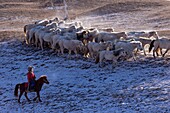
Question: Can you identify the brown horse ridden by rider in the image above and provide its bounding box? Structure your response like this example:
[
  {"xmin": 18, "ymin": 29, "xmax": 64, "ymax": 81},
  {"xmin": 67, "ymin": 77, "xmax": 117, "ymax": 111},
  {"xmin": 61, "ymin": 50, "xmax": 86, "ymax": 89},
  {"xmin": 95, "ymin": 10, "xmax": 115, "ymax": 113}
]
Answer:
[{"xmin": 14, "ymin": 75, "xmax": 49, "ymax": 103}]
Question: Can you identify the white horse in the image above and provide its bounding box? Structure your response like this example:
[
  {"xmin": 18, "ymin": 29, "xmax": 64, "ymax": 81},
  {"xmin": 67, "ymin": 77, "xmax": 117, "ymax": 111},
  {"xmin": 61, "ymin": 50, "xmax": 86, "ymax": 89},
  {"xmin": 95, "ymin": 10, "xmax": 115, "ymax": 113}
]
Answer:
[
  {"xmin": 99, "ymin": 27, "xmax": 114, "ymax": 32},
  {"xmin": 34, "ymin": 27, "xmax": 50, "ymax": 48},
  {"xmin": 24, "ymin": 21, "xmax": 48, "ymax": 35},
  {"xmin": 27, "ymin": 26, "xmax": 45, "ymax": 45},
  {"xmin": 128, "ymin": 31, "xmax": 159, "ymax": 38},
  {"xmin": 115, "ymin": 41, "xmax": 143, "ymax": 60},
  {"xmin": 95, "ymin": 48, "xmax": 127, "ymax": 67},
  {"xmin": 95, "ymin": 32, "xmax": 127, "ymax": 43},
  {"xmin": 63, "ymin": 21, "xmax": 83, "ymax": 27},
  {"xmin": 51, "ymin": 35, "xmax": 69, "ymax": 54},
  {"xmin": 35, "ymin": 19, "xmax": 49, "ymax": 25},
  {"xmin": 63, "ymin": 32, "xmax": 77, "ymax": 40},
  {"xmin": 39, "ymin": 30, "xmax": 60, "ymax": 50},
  {"xmin": 49, "ymin": 17, "xmax": 60, "ymax": 23},
  {"xmin": 87, "ymin": 41, "xmax": 113, "ymax": 58},
  {"xmin": 131, "ymin": 37, "xmax": 153, "ymax": 56},
  {"xmin": 59, "ymin": 25, "xmax": 77, "ymax": 34},
  {"xmin": 24, "ymin": 24, "xmax": 46, "ymax": 44},
  {"xmin": 149, "ymin": 38, "xmax": 170, "ymax": 58},
  {"xmin": 58, "ymin": 39, "xmax": 83, "ymax": 57}
]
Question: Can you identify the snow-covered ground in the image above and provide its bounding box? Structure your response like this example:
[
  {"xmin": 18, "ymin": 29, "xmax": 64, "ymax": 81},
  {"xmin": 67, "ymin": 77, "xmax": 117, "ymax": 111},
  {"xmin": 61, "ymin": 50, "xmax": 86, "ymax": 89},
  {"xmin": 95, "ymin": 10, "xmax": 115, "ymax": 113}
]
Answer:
[{"xmin": 0, "ymin": 39, "xmax": 169, "ymax": 113}]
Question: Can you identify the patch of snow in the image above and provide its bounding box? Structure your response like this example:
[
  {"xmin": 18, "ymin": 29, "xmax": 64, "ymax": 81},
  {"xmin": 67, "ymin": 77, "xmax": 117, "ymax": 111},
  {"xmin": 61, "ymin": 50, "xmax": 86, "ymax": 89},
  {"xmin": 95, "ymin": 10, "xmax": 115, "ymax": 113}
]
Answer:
[{"xmin": 0, "ymin": 40, "xmax": 169, "ymax": 112}]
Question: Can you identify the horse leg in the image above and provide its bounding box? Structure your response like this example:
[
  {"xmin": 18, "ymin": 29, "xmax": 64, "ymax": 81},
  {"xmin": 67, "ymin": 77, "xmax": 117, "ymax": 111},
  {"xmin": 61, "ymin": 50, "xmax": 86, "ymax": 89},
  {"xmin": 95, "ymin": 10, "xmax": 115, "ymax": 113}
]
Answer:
[
  {"xmin": 142, "ymin": 45, "xmax": 146, "ymax": 56},
  {"xmin": 33, "ymin": 96, "xmax": 38, "ymax": 101},
  {"xmin": 135, "ymin": 49, "xmax": 138, "ymax": 56},
  {"xmin": 154, "ymin": 45, "xmax": 159, "ymax": 57},
  {"xmin": 160, "ymin": 48, "xmax": 163, "ymax": 56},
  {"xmin": 67, "ymin": 50, "xmax": 71, "ymax": 59},
  {"xmin": 153, "ymin": 49, "xmax": 156, "ymax": 58},
  {"xmin": 40, "ymin": 39, "xmax": 44, "ymax": 50},
  {"xmin": 28, "ymin": 35, "xmax": 32, "ymax": 45},
  {"xmin": 132, "ymin": 53, "xmax": 136, "ymax": 61},
  {"xmin": 143, "ymin": 49, "xmax": 146, "ymax": 56},
  {"xmin": 35, "ymin": 37, "xmax": 39, "ymax": 48},
  {"xmin": 163, "ymin": 49, "xmax": 169, "ymax": 57},
  {"xmin": 91, "ymin": 52, "xmax": 94, "ymax": 59},
  {"xmin": 156, "ymin": 48, "xmax": 159, "ymax": 56},
  {"xmin": 25, "ymin": 32, "xmax": 29, "ymax": 44},
  {"xmin": 99, "ymin": 58, "xmax": 102, "ymax": 67},
  {"xmin": 24, "ymin": 92, "xmax": 30, "ymax": 102},
  {"xmin": 74, "ymin": 49, "xmax": 78, "ymax": 58},
  {"xmin": 49, "ymin": 40, "xmax": 53, "ymax": 49},
  {"xmin": 89, "ymin": 51, "xmax": 93, "ymax": 58},
  {"xmin": 99, "ymin": 61, "xmax": 103, "ymax": 67},
  {"xmin": 37, "ymin": 91, "xmax": 42, "ymax": 102},
  {"xmin": 18, "ymin": 91, "xmax": 24, "ymax": 103},
  {"xmin": 35, "ymin": 38, "xmax": 37, "ymax": 47},
  {"xmin": 60, "ymin": 47, "xmax": 64, "ymax": 55},
  {"xmin": 112, "ymin": 59, "xmax": 117, "ymax": 69},
  {"xmin": 57, "ymin": 48, "xmax": 60, "ymax": 53},
  {"xmin": 99, "ymin": 54, "xmax": 104, "ymax": 67}
]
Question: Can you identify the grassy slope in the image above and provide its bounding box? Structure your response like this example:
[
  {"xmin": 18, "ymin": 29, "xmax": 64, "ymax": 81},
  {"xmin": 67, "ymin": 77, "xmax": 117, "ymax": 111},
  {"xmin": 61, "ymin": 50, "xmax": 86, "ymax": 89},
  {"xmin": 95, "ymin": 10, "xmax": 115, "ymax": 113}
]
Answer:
[{"xmin": 0, "ymin": 0, "xmax": 170, "ymax": 39}]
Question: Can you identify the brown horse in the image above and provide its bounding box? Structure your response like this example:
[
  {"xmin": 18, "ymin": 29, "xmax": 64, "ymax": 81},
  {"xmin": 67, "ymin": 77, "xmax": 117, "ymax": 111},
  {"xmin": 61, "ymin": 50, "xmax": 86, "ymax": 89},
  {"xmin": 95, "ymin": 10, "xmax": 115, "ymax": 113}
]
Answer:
[{"xmin": 14, "ymin": 75, "xmax": 49, "ymax": 103}]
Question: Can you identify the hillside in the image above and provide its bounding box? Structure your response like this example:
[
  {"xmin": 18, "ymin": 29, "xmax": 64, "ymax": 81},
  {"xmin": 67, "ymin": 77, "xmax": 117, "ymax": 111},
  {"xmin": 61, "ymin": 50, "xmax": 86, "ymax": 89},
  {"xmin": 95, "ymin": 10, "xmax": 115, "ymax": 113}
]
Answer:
[
  {"xmin": 0, "ymin": 0, "xmax": 170, "ymax": 34},
  {"xmin": 0, "ymin": 0, "xmax": 170, "ymax": 113}
]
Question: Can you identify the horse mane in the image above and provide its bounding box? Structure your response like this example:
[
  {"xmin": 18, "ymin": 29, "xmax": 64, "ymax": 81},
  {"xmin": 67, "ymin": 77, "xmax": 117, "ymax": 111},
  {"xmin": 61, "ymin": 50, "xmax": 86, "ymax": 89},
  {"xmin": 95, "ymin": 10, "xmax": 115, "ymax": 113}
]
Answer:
[
  {"xmin": 40, "ymin": 75, "xmax": 47, "ymax": 78},
  {"xmin": 120, "ymin": 32, "xmax": 126, "ymax": 34},
  {"xmin": 130, "ymin": 40, "xmax": 141, "ymax": 44},
  {"xmin": 36, "ymin": 75, "xmax": 47, "ymax": 82},
  {"xmin": 148, "ymin": 31, "xmax": 159, "ymax": 39},
  {"xmin": 149, "ymin": 31, "xmax": 156, "ymax": 34}
]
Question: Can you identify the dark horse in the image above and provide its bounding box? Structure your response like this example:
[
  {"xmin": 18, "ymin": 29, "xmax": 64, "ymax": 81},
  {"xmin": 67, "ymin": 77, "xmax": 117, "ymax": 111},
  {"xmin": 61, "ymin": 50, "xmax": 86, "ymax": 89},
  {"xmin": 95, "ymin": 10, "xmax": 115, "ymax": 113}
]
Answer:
[{"xmin": 14, "ymin": 75, "xmax": 49, "ymax": 103}]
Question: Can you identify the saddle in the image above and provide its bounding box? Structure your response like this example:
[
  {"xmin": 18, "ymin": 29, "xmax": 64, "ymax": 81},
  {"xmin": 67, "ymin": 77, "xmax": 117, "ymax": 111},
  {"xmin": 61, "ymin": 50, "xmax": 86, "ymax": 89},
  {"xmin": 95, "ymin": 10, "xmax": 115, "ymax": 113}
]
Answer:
[{"xmin": 26, "ymin": 80, "xmax": 36, "ymax": 92}]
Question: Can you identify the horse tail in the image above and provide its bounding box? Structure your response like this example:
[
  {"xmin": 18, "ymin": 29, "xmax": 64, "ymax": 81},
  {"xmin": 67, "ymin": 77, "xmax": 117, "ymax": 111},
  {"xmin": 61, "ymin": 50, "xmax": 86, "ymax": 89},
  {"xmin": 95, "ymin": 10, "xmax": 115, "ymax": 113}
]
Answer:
[
  {"xmin": 14, "ymin": 84, "xmax": 20, "ymax": 97},
  {"xmin": 24, "ymin": 25, "xmax": 27, "ymax": 34},
  {"xmin": 149, "ymin": 40, "xmax": 155, "ymax": 53},
  {"xmin": 95, "ymin": 53, "xmax": 99, "ymax": 64}
]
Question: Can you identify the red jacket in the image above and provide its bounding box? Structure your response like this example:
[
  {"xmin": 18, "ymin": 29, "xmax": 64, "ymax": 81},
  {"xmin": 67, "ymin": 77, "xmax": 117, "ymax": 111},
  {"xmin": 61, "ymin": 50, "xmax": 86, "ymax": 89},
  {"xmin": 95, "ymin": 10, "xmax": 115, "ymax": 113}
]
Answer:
[{"xmin": 27, "ymin": 72, "xmax": 36, "ymax": 83}]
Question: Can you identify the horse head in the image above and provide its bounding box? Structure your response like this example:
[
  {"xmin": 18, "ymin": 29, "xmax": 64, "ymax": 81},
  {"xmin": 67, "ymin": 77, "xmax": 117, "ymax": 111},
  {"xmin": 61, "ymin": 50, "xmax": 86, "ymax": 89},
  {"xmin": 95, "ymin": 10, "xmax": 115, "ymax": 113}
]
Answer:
[
  {"xmin": 148, "ymin": 31, "xmax": 159, "ymax": 39},
  {"xmin": 131, "ymin": 41, "xmax": 143, "ymax": 51},
  {"xmin": 82, "ymin": 30, "xmax": 89, "ymax": 38},
  {"xmin": 76, "ymin": 26, "xmax": 84, "ymax": 32},
  {"xmin": 105, "ymin": 41, "xmax": 113, "ymax": 50},
  {"xmin": 136, "ymin": 42, "xmax": 143, "ymax": 51},
  {"xmin": 40, "ymin": 75, "xmax": 49, "ymax": 84},
  {"xmin": 115, "ymin": 48, "xmax": 127, "ymax": 57},
  {"xmin": 119, "ymin": 32, "xmax": 127, "ymax": 39}
]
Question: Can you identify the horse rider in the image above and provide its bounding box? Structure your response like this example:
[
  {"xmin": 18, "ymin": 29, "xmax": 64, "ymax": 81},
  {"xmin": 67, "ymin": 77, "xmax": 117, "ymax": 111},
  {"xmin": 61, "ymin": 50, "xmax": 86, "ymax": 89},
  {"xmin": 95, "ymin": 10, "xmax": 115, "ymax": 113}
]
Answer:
[{"xmin": 27, "ymin": 66, "xmax": 36, "ymax": 91}]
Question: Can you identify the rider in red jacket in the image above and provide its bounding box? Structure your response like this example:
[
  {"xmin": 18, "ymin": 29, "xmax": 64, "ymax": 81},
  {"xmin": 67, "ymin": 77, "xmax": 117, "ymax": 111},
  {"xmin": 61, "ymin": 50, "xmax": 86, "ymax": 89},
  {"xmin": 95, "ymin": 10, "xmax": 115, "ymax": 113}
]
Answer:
[{"xmin": 27, "ymin": 66, "xmax": 36, "ymax": 91}]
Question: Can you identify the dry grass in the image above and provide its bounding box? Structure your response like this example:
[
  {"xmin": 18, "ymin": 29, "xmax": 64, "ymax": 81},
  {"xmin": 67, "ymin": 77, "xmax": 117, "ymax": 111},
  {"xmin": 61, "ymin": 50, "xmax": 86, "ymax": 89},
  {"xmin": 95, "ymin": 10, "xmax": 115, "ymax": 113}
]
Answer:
[{"xmin": 0, "ymin": 0, "xmax": 170, "ymax": 39}]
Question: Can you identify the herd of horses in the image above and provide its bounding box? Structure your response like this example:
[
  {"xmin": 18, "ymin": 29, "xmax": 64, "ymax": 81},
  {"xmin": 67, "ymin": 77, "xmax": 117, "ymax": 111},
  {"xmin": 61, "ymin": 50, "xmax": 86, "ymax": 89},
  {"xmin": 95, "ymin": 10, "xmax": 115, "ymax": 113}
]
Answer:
[
  {"xmin": 23, "ymin": 17, "xmax": 170, "ymax": 66},
  {"xmin": 14, "ymin": 17, "xmax": 170, "ymax": 103}
]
